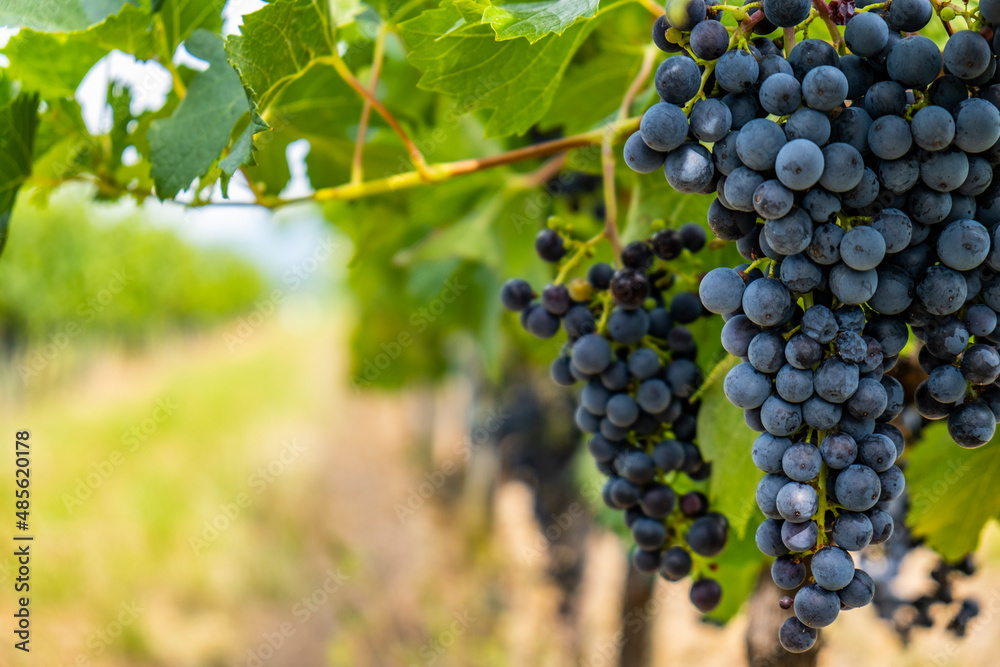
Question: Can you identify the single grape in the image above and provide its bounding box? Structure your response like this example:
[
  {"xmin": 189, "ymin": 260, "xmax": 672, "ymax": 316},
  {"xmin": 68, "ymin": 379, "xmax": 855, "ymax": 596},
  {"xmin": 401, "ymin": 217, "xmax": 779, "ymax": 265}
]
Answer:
[
  {"xmin": 801, "ymin": 65, "xmax": 848, "ymax": 111},
  {"xmin": 794, "ymin": 583, "xmax": 841, "ymax": 628},
  {"xmin": 811, "ymin": 546, "xmax": 855, "ymax": 591},
  {"xmin": 845, "ymin": 11, "xmax": 888, "ymax": 57},
  {"xmin": 775, "ymin": 139, "xmax": 825, "ymax": 191},
  {"xmin": 659, "ymin": 546, "xmax": 693, "ymax": 581},
  {"xmin": 623, "ymin": 132, "xmax": 665, "ymax": 173},
  {"xmin": 832, "ymin": 511, "xmax": 873, "ymax": 551},
  {"xmin": 834, "ymin": 464, "xmax": 881, "ymax": 512},
  {"xmin": 690, "ymin": 578, "xmax": 723, "ymax": 612},
  {"xmin": 776, "ymin": 481, "xmax": 819, "ymax": 522},
  {"xmin": 655, "ymin": 55, "xmax": 702, "ymax": 104},
  {"xmin": 771, "ymin": 555, "xmax": 807, "ymax": 589},
  {"xmin": 756, "ymin": 518, "xmax": 790, "ymax": 557},
  {"xmin": 779, "ymin": 617, "xmax": 818, "ymax": 653},
  {"xmin": 838, "ymin": 569, "xmax": 875, "ymax": 609}
]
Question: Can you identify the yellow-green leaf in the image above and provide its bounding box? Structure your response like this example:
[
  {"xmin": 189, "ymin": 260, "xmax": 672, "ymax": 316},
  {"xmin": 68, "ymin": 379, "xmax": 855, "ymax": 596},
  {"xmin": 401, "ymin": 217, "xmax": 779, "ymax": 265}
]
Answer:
[{"xmin": 906, "ymin": 422, "xmax": 1000, "ymax": 561}]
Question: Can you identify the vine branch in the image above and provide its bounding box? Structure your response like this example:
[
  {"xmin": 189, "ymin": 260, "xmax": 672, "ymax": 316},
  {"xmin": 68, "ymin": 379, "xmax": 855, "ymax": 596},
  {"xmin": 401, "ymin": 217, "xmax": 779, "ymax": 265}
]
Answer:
[{"xmin": 264, "ymin": 119, "xmax": 640, "ymax": 208}]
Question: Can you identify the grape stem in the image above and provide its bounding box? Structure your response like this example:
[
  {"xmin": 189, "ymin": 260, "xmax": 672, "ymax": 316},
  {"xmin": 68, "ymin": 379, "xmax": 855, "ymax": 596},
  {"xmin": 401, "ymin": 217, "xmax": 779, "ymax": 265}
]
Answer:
[
  {"xmin": 595, "ymin": 291, "xmax": 615, "ymax": 334},
  {"xmin": 811, "ymin": 0, "xmax": 845, "ymax": 55},
  {"xmin": 816, "ymin": 460, "xmax": 829, "ymax": 547},
  {"xmin": 349, "ymin": 22, "xmax": 388, "ymax": 186},
  {"xmin": 506, "ymin": 154, "xmax": 568, "ymax": 189},
  {"xmin": 619, "ymin": 46, "xmax": 659, "ymax": 120},
  {"xmin": 684, "ymin": 62, "xmax": 718, "ymax": 113},
  {"xmin": 318, "ymin": 53, "xmax": 433, "ymax": 181},
  {"xmin": 601, "ymin": 129, "xmax": 625, "ymax": 262},
  {"xmin": 783, "ymin": 27, "xmax": 796, "ymax": 57},
  {"xmin": 689, "ymin": 354, "xmax": 736, "ymax": 402},
  {"xmin": 599, "ymin": 49, "xmax": 658, "ymax": 263},
  {"xmin": 554, "ymin": 231, "xmax": 606, "ymax": 284},
  {"xmin": 153, "ymin": 14, "xmax": 187, "ymax": 100},
  {"xmin": 741, "ymin": 256, "xmax": 771, "ymax": 274}
]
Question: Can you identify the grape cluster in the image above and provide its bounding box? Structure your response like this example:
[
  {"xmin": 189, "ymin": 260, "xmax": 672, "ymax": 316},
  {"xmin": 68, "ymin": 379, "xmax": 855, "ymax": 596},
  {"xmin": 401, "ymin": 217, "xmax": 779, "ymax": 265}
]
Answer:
[
  {"xmin": 636, "ymin": 0, "xmax": 1000, "ymax": 450},
  {"xmin": 879, "ymin": 549, "xmax": 981, "ymax": 641},
  {"xmin": 716, "ymin": 291, "xmax": 903, "ymax": 651},
  {"xmin": 501, "ymin": 223, "xmax": 733, "ymax": 612},
  {"xmin": 628, "ymin": 0, "xmax": 1000, "ymax": 652}
]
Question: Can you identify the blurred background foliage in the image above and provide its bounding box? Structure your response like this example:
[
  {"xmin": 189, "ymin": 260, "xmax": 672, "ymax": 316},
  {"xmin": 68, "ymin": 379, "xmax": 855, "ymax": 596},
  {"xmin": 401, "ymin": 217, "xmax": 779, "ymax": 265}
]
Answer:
[{"xmin": 0, "ymin": 191, "xmax": 265, "ymax": 349}]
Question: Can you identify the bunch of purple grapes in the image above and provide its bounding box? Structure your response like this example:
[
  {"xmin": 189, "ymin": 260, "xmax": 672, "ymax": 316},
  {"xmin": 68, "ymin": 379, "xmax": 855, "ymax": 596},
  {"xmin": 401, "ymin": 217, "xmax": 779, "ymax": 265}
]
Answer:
[{"xmin": 502, "ymin": 223, "xmax": 734, "ymax": 612}]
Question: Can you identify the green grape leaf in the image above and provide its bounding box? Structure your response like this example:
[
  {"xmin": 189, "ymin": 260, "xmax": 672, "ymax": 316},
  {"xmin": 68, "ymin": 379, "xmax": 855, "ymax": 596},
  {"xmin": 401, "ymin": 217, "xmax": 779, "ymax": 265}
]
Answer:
[
  {"xmin": 107, "ymin": 82, "xmax": 134, "ymax": 174},
  {"xmin": 706, "ymin": 515, "xmax": 768, "ymax": 623},
  {"xmin": 224, "ymin": 0, "xmax": 335, "ymax": 113},
  {"xmin": 0, "ymin": 0, "xmax": 128, "ymax": 31},
  {"xmin": 393, "ymin": 196, "xmax": 505, "ymax": 268},
  {"xmin": 2, "ymin": 33, "xmax": 107, "ymax": 98},
  {"xmin": 28, "ymin": 99, "xmax": 99, "ymax": 190},
  {"xmin": 0, "ymin": 94, "xmax": 40, "ymax": 255},
  {"xmin": 697, "ymin": 354, "xmax": 760, "ymax": 539},
  {"xmin": 542, "ymin": 51, "xmax": 641, "ymax": 133},
  {"xmin": 399, "ymin": 3, "xmax": 601, "ymax": 137},
  {"xmin": 219, "ymin": 99, "xmax": 271, "ymax": 197},
  {"xmin": 84, "ymin": 3, "xmax": 158, "ymax": 58},
  {"xmin": 147, "ymin": 29, "xmax": 251, "ymax": 198},
  {"xmin": 330, "ymin": 0, "xmax": 365, "ymax": 26},
  {"xmin": 457, "ymin": 0, "xmax": 600, "ymax": 43},
  {"xmin": 906, "ymin": 422, "xmax": 1000, "ymax": 561},
  {"xmin": 2, "ymin": 4, "xmax": 158, "ymax": 98},
  {"xmin": 155, "ymin": 0, "xmax": 225, "ymax": 53}
]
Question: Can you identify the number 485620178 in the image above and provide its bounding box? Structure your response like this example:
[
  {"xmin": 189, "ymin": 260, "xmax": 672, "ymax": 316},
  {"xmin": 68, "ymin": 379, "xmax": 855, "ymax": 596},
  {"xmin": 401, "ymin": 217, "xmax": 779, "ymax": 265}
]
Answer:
[{"xmin": 15, "ymin": 431, "xmax": 29, "ymax": 530}]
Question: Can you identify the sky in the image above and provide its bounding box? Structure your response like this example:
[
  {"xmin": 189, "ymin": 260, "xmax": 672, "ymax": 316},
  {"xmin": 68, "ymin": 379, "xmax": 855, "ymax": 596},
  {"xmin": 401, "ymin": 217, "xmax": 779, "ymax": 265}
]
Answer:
[{"xmin": 1, "ymin": 0, "xmax": 339, "ymax": 284}]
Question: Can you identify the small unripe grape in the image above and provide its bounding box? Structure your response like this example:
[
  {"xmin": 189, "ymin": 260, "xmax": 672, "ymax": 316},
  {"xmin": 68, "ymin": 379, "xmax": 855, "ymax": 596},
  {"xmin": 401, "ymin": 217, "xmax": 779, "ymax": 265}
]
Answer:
[{"xmin": 568, "ymin": 278, "xmax": 593, "ymax": 303}]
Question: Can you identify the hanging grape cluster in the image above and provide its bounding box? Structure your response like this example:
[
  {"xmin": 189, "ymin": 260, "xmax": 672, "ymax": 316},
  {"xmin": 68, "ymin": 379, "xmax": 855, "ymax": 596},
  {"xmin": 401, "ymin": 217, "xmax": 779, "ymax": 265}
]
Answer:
[
  {"xmin": 501, "ymin": 223, "xmax": 734, "ymax": 613},
  {"xmin": 624, "ymin": 0, "xmax": 1000, "ymax": 653}
]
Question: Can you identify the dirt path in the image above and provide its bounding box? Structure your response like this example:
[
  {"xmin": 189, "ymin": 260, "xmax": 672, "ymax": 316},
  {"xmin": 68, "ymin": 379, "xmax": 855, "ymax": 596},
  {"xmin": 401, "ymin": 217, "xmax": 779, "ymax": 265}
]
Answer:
[{"xmin": 1, "ymin": 316, "xmax": 999, "ymax": 667}]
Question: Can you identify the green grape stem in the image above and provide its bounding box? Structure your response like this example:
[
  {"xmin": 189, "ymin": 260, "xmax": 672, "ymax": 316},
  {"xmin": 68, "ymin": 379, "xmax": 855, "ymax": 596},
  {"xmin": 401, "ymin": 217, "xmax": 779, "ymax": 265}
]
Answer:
[
  {"xmin": 816, "ymin": 460, "xmax": 830, "ymax": 547},
  {"xmin": 554, "ymin": 232, "xmax": 606, "ymax": 284}
]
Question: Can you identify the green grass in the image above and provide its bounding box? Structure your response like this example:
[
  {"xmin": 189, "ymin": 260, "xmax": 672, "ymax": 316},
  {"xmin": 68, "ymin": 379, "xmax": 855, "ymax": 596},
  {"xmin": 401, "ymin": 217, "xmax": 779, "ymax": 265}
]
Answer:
[{"xmin": 1, "ymin": 319, "xmax": 336, "ymax": 663}]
